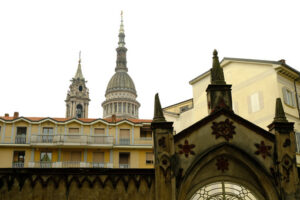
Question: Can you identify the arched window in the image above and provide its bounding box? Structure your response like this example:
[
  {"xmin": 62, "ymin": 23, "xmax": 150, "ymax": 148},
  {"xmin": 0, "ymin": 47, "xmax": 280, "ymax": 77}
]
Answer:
[
  {"xmin": 190, "ymin": 181, "xmax": 258, "ymax": 200},
  {"xmin": 76, "ymin": 104, "xmax": 83, "ymax": 118},
  {"xmin": 79, "ymin": 85, "xmax": 83, "ymax": 91}
]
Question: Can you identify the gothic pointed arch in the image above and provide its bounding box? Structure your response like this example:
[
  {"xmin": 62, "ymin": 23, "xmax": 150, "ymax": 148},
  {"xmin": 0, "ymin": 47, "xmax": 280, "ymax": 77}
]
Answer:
[{"xmin": 177, "ymin": 143, "xmax": 279, "ymax": 200}]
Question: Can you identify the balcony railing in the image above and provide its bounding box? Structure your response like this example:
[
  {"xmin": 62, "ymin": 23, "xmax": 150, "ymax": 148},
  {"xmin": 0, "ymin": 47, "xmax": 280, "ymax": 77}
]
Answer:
[
  {"xmin": 119, "ymin": 164, "xmax": 129, "ymax": 168},
  {"xmin": 30, "ymin": 135, "xmax": 113, "ymax": 145},
  {"xmin": 134, "ymin": 138, "xmax": 153, "ymax": 145},
  {"xmin": 12, "ymin": 162, "xmax": 24, "ymax": 168},
  {"xmin": 15, "ymin": 135, "xmax": 26, "ymax": 144},
  {"xmin": 28, "ymin": 162, "xmax": 113, "ymax": 168},
  {"xmin": 119, "ymin": 138, "xmax": 130, "ymax": 145}
]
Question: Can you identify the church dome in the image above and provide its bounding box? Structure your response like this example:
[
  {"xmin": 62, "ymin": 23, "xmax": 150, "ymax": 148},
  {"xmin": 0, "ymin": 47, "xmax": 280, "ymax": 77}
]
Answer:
[{"xmin": 105, "ymin": 72, "xmax": 137, "ymax": 96}]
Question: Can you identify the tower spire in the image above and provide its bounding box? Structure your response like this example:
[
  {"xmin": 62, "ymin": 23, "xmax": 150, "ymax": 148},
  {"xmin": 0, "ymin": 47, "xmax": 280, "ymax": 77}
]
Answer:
[
  {"xmin": 273, "ymin": 98, "xmax": 288, "ymax": 122},
  {"xmin": 211, "ymin": 49, "xmax": 226, "ymax": 85},
  {"xmin": 153, "ymin": 93, "xmax": 166, "ymax": 122},
  {"xmin": 115, "ymin": 11, "xmax": 128, "ymax": 72},
  {"xmin": 74, "ymin": 51, "xmax": 84, "ymax": 79}
]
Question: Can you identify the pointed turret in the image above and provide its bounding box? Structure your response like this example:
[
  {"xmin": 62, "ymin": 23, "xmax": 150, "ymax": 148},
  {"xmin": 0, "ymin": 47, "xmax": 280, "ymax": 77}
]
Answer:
[
  {"xmin": 65, "ymin": 51, "xmax": 90, "ymax": 118},
  {"xmin": 268, "ymin": 99, "xmax": 298, "ymax": 197},
  {"xmin": 153, "ymin": 93, "xmax": 166, "ymax": 122},
  {"xmin": 74, "ymin": 51, "xmax": 84, "ymax": 80},
  {"xmin": 273, "ymin": 98, "xmax": 288, "ymax": 122},
  {"xmin": 115, "ymin": 11, "xmax": 128, "ymax": 72},
  {"xmin": 206, "ymin": 49, "xmax": 232, "ymax": 114},
  {"xmin": 211, "ymin": 49, "xmax": 226, "ymax": 85}
]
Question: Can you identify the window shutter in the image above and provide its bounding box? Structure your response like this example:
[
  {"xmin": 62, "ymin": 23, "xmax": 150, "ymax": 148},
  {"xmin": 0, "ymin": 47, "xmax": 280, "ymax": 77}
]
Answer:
[
  {"xmin": 93, "ymin": 152, "xmax": 104, "ymax": 163},
  {"xmin": 292, "ymin": 92, "xmax": 296, "ymax": 107},
  {"xmin": 69, "ymin": 128, "xmax": 79, "ymax": 134},
  {"xmin": 94, "ymin": 128, "xmax": 105, "ymax": 135},
  {"xmin": 120, "ymin": 129, "xmax": 130, "ymax": 138},
  {"xmin": 71, "ymin": 152, "xmax": 81, "ymax": 161},
  {"xmin": 259, "ymin": 92, "xmax": 264, "ymax": 110},
  {"xmin": 247, "ymin": 96, "xmax": 252, "ymax": 114},
  {"xmin": 282, "ymin": 87, "xmax": 288, "ymax": 104}
]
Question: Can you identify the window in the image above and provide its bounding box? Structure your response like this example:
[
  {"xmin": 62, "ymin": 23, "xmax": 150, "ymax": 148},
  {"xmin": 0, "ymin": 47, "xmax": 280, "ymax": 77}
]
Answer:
[
  {"xmin": 40, "ymin": 152, "xmax": 52, "ymax": 168},
  {"xmin": 248, "ymin": 92, "xmax": 264, "ymax": 113},
  {"xmin": 140, "ymin": 127, "xmax": 152, "ymax": 139},
  {"xmin": 114, "ymin": 103, "xmax": 117, "ymax": 113},
  {"xmin": 15, "ymin": 127, "xmax": 27, "ymax": 144},
  {"xmin": 76, "ymin": 104, "xmax": 83, "ymax": 118},
  {"xmin": 42, "ymin": 127, "xmax": 53, "ymax": 142},
  {"xmin": 69, "ymin": 128, "xmax": 79, "ymax": 134},
  {"xmin": 79, "ymin": 85, "xmax": 83, "ymax": 91},
  {"xmin": 119, "ymin": 152, "xmax": 130, "ymax": 168},
  {"xmin": 94, "ymin": 128, "xmax": 105, "ymax": 135},
  {"xmin": 282, "ymin": 87, "xmax": 296, "ymax": 107},
  {"xmin": 93, "ymin": 152, "xmax": 104, "ymax": 167},
  {"xmin": 118, "ymin": 103, "xmax": 122, "ymax": 113},
  {"xmin": 146, "ymin": 152, "xmax": 154, "ymax": 164},
  {"xmin": 12, "ymin": 151, "xmax": 25, "ymax": 168},
  {"xmin": 123, "ymin": 102, "xmax": 126, "ymax": 113},
  {"xmin": 296, "ymin": 132, "xmax": 300, "ymax": 153},
  {"xmin": 119, "ymin": 129, "xmax": 130, "ymax": 145}
]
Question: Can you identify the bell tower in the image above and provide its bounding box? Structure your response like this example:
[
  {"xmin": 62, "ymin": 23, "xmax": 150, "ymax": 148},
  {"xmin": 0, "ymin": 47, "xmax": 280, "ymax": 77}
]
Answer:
[{"xmin": 65, "ymin": 52, "xmax": 90, "ymax": 118}]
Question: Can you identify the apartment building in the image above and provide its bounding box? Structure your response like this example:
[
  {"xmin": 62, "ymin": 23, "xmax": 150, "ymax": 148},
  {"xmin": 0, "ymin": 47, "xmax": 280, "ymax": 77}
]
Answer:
[
  {"xmin": 163, "ymin": 57, "xmax": 300, "ymax": 165},
  {"xmin": 0, "ymin": 113, "xmax": 153, "ymax": 168}
]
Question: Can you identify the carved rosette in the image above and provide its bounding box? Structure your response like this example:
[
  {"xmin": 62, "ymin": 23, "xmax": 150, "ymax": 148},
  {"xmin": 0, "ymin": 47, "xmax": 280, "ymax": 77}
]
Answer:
[
  {"xmin": 178, "ymin": 140, "xmax": 195, "ymax": 158},
  {"xmin": 254, "ymin": 141, "xmax": 272, "ymax": 159},
  {"xmin": 211, "ymin": 119, "xmax": 236, "ymax": 141}
]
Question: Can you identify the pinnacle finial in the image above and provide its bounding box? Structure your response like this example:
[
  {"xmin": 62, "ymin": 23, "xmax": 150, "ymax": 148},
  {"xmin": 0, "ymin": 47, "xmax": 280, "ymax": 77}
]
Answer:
[
  {"xmin": 153, "ymin": 93, "xmax": 166, "ymax": 122},
  {"xmin": 79, "ymin": 50, "xmax": 81, "ymax": 64},
  {"xmin": 119, "ymin": 10, "xmax": 124, "ymax": 34},
  {"xmin": 74, "ymin": 51, "xmax": 84, "ymax": 79},
  {"xmin": 211, "ymin": 49, "xmax": 226, "ymax": 85},
  {"xmin": 274, "ymin": 98, "xmax": 288, "ymax": 122}
]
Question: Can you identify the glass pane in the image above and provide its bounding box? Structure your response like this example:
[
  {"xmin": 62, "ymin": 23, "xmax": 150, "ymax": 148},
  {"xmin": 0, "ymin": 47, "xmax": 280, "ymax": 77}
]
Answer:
[{"xmin": 190, "ymin": 181, "xmax": 259, "ymax": 200}]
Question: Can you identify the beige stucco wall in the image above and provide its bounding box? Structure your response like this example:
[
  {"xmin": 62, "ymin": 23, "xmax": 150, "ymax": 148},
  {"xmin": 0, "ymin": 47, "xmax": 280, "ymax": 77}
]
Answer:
[{"xmin": 0, "ymin": 119, "xmax": 154, "ymax": 169}]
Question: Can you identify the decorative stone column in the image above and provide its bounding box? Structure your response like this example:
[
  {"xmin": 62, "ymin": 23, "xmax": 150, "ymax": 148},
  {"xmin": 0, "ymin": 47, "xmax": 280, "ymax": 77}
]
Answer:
[
  {"xmin": 151, "ymin": 94, "xmax": 175, "ymax": 200},
  {"xmin": 268, "ymin": 98, "xmax": 300, "ymax": 199}
]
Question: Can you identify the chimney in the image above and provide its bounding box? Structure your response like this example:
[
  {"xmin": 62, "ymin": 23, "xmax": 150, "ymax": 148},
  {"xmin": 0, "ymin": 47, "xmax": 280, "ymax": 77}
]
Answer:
[
  {"xmin": 112, "ymin": 114, "xmax": 116, "ymax": 123},
  {"xmin": 13, "ymin": 112, "xmax": 19, "ymax": 118},
  {"xmin": 4, "ymin": 113, "xmax": 9, "ymax": 117}
]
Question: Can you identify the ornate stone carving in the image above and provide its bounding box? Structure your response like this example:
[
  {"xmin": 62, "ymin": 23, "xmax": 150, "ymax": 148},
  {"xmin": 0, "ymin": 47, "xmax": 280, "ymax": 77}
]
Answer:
[
  {"xmin": 282, "ymin": 154, "xmax": 293, "ymax": 183},
  {"xmin": 254, "ymin": 141, "xmax": 272, "ymax": 159},
  {"xmin": 216, "ymin": 156, "xmax": 229, "ymax": 172},
  {"xmin": 178, "ymin": 140, "xmax": 195, "ymax": 158},
  {"xmin": 283, "ymin": 138, "xmax": 291, "ymax": 148},
  {"xmin": 158, "ymin": 136, "xmax": 166, "ymax": 148},
  {"xmin": 211, "ymin": 119, "xmax": 236, "ymax": 141}
]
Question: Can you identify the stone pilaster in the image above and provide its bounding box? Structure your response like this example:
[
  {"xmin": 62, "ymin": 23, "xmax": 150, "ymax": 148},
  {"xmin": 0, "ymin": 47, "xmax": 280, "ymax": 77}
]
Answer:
[
  {"xmin": 151, "ymin": 94, "xmax": 175, "ymax": 200},
  {"xmin": 268, "ymin": 98, "xmax": 299, "ymax": 199}
]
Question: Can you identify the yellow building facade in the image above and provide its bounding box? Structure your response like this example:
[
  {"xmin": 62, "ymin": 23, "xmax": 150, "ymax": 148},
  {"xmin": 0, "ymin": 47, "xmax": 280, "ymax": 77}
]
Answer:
[
  {"xmin": 163, "ymin": 57, "xmax": 300, "ymax": 165},
  {"xmin": 0, "ymin": 114, "xmax": 153, "ymax": 168},
  {"xmin": 0, "ymin": 13, "xmax": 154, "ymax": 169}
]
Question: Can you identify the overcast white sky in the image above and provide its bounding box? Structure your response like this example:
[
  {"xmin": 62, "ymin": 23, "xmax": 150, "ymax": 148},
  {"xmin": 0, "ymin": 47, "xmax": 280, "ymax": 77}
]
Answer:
[{"xmin": 0, "ymin": 0, "xmax": 299, "ymax": 119}]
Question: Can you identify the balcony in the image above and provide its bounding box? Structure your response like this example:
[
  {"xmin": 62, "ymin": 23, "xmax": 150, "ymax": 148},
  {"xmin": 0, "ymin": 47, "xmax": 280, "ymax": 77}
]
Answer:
[
  {"xmin": 119, "ymin": 138, "xmax": 130, "ymax": 145},
  {"xmin": 134, "ymin": 137, "xmax": 153, "ymax": 145},
  {"xmin": 12, "ymin": 162, "xmax": 24, "ymax": 168},
  {"xmin": 15, "ymin": 135, "xmax": 26, "ymax": 144},
  {"xmin": 28, "ymin": 162, "xmax": 113, "ymax": 168},
  {"xmin": 30, "ymin": 135, "xmax": 113, "ymax": 145},
  {"xmin": 119, "ymin": 164, "xmax": 129, "ymax": 168}
]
